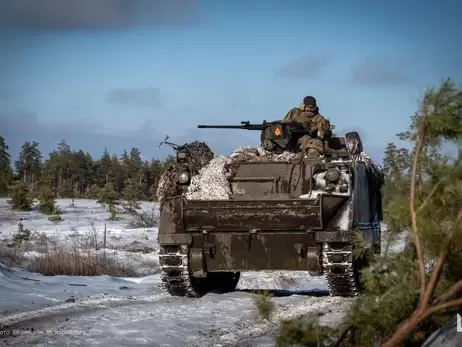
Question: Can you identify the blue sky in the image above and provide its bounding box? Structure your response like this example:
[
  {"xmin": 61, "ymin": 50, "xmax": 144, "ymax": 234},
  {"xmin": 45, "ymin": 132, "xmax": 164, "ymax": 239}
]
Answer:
[{"xmin": 1, "ymin": 0, "xmax": 461, "ymax": 164}]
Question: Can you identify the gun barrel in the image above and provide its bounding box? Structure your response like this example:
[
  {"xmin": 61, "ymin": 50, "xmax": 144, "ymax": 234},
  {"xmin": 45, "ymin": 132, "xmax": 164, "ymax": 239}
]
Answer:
[{"xmin": 197, "ymin": 125, "xmax": 248, "ymax": 129}]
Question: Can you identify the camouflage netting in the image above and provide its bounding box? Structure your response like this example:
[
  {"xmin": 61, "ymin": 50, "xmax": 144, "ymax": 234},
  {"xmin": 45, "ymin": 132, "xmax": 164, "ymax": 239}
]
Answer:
[
  {"xmin": 156, "ymin": 145, "xmax": 300, "ymax": 203},
  {"xmin": 185, "ymin": 146, "xmax": 300, "ymax": 200},
  {"xmin": 185, "ymin": 156, "xmax": 233, "ymax": 200},
  {"xmin": 156, "ymin": 141, "xmax": 214, "ymax": 205}
]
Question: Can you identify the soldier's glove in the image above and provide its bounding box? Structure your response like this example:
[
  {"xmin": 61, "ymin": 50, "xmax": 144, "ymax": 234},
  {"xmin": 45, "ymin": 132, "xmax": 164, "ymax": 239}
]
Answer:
[{"xmin": 317, "ymin": 130, "xmax": 324, "ymax": 138}]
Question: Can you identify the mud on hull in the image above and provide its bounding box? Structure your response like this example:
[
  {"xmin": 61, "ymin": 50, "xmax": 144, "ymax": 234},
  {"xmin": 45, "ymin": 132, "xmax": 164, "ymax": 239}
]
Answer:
[{"xmin": 158, "ymin": 196, "xmax": 380, "ymax": 297}]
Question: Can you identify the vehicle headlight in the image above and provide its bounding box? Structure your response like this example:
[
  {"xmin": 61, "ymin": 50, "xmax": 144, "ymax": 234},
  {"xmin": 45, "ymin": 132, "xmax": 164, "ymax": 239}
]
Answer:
[
  {"xmin": 325, "ymin": 168, "xmax": 341, "ymax": 183},
  {"xmin": 178, "ymin": 171, "xmax": 190, "ymax": 184}
]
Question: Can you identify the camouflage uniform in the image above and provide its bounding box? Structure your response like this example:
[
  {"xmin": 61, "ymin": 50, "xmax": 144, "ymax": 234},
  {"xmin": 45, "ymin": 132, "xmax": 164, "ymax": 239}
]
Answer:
[{"xmin": 282, "ymin": 96, "xmax": 331, "ymax": 155}]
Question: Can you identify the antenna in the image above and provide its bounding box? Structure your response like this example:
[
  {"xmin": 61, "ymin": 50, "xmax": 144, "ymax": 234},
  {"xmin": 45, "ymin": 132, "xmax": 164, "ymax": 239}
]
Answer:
[{"xmin": 158, "ymin": 135, "xmax": 170, "ymax": 149}]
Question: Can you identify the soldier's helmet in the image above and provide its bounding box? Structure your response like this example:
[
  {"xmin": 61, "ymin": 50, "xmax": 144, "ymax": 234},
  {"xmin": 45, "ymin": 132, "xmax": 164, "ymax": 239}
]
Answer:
[
  {"xmin": 300, "ymin": 96, "xmax": 318, "ymax": 113},
  {"xmin": 302, "ymin": 96, "xmax": 317, "ymax": 106}
]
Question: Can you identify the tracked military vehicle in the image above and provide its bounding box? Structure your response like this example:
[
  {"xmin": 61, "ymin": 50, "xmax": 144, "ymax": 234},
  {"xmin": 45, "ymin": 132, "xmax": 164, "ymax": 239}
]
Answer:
[{"xmin": 157, "ymin": 120, "xmax": 384, "ymax": 297}]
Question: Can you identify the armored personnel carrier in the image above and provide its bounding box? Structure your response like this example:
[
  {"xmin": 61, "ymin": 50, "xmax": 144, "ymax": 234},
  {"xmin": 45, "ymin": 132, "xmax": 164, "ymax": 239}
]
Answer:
[{"xmin": 157, "ymin": 120, "xmax": 384, "ymax": 297}]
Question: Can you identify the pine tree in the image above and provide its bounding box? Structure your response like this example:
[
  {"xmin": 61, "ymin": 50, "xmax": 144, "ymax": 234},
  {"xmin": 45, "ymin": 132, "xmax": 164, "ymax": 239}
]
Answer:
[
  {"xmin": 97, "ymin": 182, "xmax": 120, "ymax": 220},
  {"xmin": 378, "ymin": 78, "xmax": 462, "ymax": 347},
  {"xmin": 15, "ymin": 141, "xmax": 42, "ymax": 193},
  {"xmin": 37, "ymin": 185, "xmax": 58, "ymax": 215},
  {"xmin": 8, "ymin": 181, "xmax": 34, "ymax": 211},
  {"xmin": 268, "ymin": 78, "xmax": 462, "ymax": 347},
  {"xmin": 339, "ymin": 78, "xmax": 462, "ymax": 347},
  {"xmin": 0, "ymin": 136, "xmax": 13, "ymax": 195},
  {"xmin": 55, "ymin": 139, "xmax": 72, "ymax": 197},
  {"xmin": 122, "ymin": 180, "xmax": 142, "ymax": 211},
  {"xmin": 96, "ymin": 148, "xmax": 112, "ymax": 186}
]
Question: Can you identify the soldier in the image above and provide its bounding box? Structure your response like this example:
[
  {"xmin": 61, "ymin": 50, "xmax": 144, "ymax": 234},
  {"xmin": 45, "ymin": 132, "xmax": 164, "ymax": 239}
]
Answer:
[{"xmin": 282, "ymin": 96, "xmax": 332, "ymax": 156}]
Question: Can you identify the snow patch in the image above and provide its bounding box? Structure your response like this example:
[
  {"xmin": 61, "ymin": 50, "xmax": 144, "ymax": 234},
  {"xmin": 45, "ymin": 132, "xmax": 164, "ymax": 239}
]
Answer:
[
  {"xmin": 299, "ymin": 191, "xmax": 325, "ymax": 199},
  {"xmin": 333, "ymin": 203, "xmax": 351, "ymax": 230},
  {"xmin": 185, "ymin": 156, "xmax": 233, "ymax": 200},
  {"xmin": 0, "ymin": 198, "xmax": 159, "ymax": 248},
  {"xmin": 0, "ymin": 291, "xmax": 165, "ymax": 327},
  {"xmin": 0, "ymin": 262, "xmax": 163, "ymax": 319}
]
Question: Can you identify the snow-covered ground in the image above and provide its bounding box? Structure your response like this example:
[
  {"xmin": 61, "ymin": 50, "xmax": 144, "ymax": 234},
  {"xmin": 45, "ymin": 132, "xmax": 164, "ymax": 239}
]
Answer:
[
  {"xmin": 0, "ymin": 262, "xmax": 348, "ymax": 347},
  {"xmin": 0, "ymin": 198, "xmax": 159, "ymax": 275},
  {"xmin": 0, "ymin": 198, "xmax": 401, "ymax": 346}
]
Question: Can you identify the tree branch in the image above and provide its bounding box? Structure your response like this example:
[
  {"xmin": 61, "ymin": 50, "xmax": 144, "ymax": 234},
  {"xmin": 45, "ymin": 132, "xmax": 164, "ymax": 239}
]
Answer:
[
  {"xmin": 416, "ymin": 176, "xmax": 446, "ymax": 214},
  {"xmin": 424, "ymin": 298, "xmax": 462, "ymax": 317},
  {"xmin": 381, "ymin": 207, "xmax": 462, "ymax": 347},
  {"xmin": 421, "ymin": 207, "xmax": 462, "ymax": 307},
  {"xmin": 434, "ymin": 280, "xmax": 462, "ymax": 305},
  {"xmin": 410, "ymin": 118, "xmax": 427, "ymax": 304}
]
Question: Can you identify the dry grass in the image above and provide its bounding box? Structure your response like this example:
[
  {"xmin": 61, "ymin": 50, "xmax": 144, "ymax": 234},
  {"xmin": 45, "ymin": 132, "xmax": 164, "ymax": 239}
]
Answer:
[
  {"xmin": 1, "ymin": 227, "xmax": 139, "ymax": 277},
  {"xmin": 0, "ymin": 244, "xmax": 22, "ymax": 268},
  {"xmin": 1, "ymin": 244, "xmax": 137, "ymax": 277},
  {"xmin": 26, "ymin": 246, "xmax": 137, "ymax": 277}
]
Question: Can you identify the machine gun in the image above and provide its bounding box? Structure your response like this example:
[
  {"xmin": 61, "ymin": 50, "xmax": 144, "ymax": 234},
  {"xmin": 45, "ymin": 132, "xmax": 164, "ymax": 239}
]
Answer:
[{"xmin": 197, "ymin": 120, "xmax": 318, "ymax": 153}]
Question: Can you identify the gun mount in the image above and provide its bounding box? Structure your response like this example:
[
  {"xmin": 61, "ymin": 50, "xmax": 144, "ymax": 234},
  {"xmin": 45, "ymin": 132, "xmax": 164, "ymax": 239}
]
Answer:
[
  {"xmin": 197, "ymin": 120, "xmax": 319, "ymax": 154},
  {"xmin": 198, "ymin": 120, "xmax": 363, "ymax": 157}
]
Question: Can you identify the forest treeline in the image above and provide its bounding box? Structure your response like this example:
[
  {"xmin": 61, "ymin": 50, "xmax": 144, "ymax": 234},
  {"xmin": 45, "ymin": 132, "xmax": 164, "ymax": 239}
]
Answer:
[{"xmin": 0, "ymin": 137, "xmax": 175, "ymax": 201}]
